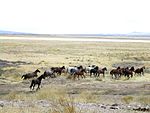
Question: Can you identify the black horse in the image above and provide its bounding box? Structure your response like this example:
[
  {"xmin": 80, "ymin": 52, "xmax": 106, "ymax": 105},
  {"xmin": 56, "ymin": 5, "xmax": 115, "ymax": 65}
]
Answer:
[
  {"xmin": 21, "ymin": 69, "xmax": 40, "ymax": 80},
  {"xmin": 30, "ymin": 74, "xmax": 45, "ymax": 91},
  {"xmin": 90, "ymin": 66, "xmax": 99, "ymax": 77}
]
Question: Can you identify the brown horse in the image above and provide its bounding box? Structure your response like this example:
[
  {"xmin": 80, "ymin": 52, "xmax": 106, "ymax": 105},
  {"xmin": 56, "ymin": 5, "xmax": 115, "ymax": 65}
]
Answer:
[
  {"xmin": 97, "ymin": 67, "xmax": 107, "ymax": 77},
  {"xmin": 51, "ymin": 66, "xmax": 65, "ymax": 75},
  {"xmin": 73, "ymin": 69, "xmax": 86, "ymax": 80},
  {"xmin": 21, "ymin": 69, "xmax": 40, "ymax": 80},
  {"xmin": 110, "ymin": 67, "xmax": 121, "ymax": 79},
  {"xmin": 134, "ymin": 66, "xmax": 145, "ymax": 76}
]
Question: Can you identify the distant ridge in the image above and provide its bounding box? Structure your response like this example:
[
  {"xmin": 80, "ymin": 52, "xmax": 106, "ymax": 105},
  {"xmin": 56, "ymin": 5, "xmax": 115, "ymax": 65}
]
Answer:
[
  {"xmin": 0, "ymin": 30, "xmax": 31, "ymax": 35},
  {"xmin": 0, "ymin": 30, "xmax": 150, "ymax": 37}
]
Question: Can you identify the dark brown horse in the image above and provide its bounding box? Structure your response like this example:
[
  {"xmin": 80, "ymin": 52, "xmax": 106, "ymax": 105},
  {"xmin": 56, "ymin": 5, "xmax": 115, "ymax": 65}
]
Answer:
[
  {"xmin": 97, "ymin": 67, "xmax": 107, "ymax": 77},
  {"xmin": 124, "ymin": 66, "xmax": 135, "ymax": 78},
  {"xmin": 120, "ymin": 67, "xmax": 129, "ymax": 76},
  {"xmin": 30, "ymin": 74, "xmax": 45, "ymax": 91},
  {"xmin": 21, "ymin": 69, "xmax": 40, "ymax": 80},
  {"xmin": 51, "ymin": 66, "xmax": 65, "ymax": 75},
  {"xmin": 134, "ymin": 66, "xmax": 145, "ymax": 76},
  {"xmin": 73, "ymin": 69, "xmax": 86, "ymax": 80}
]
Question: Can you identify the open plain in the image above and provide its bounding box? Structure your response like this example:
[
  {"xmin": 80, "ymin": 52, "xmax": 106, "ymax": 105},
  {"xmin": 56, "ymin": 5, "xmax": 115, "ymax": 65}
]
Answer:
[{"xmin": 0, "ymin": 36, "xmax": 150, "ymax": 113}]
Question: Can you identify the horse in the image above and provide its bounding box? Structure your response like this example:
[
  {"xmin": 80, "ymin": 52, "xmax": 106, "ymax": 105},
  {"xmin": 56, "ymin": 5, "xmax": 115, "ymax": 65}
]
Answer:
[
  {"xmin": 97, "ymin": 67, "xmax": 107, "ymax": 77},
  {"xmin": 85, "ymin": 65, "xmax": 96, "ymax": 73},
  {"xmin": 134, "ymin": 66, "xmax": 145, "ymax": 76},
  {"xmin": 110, "ymin": 67, "xmax": 121, "ymax": 79},
  {"xmin": 43, "ymin": 70, "xmax": 56, "ymax": 78},
  {"xmin": 21, "ymin": 69, "xmax": 40, "ymax": 80},
  {"xmin": 90, "ymin": 66, "xmax": 99, "ymax": 77},
  {"xmin": 120, "ymin": 67, "xmax": 129, "ymax": 76},
  {"xmin": 67, "ymin": 66, "xmax": 83, "ymax": 75},
  {"xmin": 29, "ymin": 74, "xmax": 45, "ymax": 91},
  {"xmin": 124, "ymin": 66, "xmax": 135, "ymax": 78},
  {"xmin": 73, "ymin": 69, "xmax": 86, "ymax": 80},
  {"xmin": 51, "ymin": 66, "xmax": 65, "ymax": 75}
]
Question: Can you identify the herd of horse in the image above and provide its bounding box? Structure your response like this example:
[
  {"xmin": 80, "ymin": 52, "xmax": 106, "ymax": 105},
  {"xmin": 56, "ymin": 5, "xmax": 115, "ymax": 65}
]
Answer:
[{"xmin": 21, "ymin": 65, "xmax": 146, "ymax": 91}]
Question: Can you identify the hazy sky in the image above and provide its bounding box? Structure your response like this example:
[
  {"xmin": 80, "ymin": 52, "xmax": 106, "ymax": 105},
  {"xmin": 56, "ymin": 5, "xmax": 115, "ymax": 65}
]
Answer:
[{"xmin": 0, "ymin": 0, "xmax": 150, "ymax": 34}]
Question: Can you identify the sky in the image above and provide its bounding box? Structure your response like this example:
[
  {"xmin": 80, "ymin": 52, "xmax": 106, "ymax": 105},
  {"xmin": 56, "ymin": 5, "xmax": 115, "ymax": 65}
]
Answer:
[{"xmin": 0, "ymin": 0, "xmax": 150, "ymax": 34}]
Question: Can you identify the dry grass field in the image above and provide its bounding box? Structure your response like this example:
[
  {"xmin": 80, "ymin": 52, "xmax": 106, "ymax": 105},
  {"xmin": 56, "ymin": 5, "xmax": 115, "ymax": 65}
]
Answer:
[{"xmin": 0, "ymin": 37, "xmax": 150, "ymax": 113}]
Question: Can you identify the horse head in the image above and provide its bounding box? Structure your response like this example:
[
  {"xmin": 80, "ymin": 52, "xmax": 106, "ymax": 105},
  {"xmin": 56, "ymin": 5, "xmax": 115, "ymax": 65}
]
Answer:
[
  {"xmin": 142, "ymin": 66, "xmax": 145, "ymax": 69},
  {"xmin": 35, "ymin": 69, "xmax": 40, "ymax": 73},
  {"xmin": 94, "ymin": 66, "xmax": 99, "ymax": 70},
  {"xmin": 61, "ymin": 66, "xmax": 65, "ymax": 69},
  {"xmin": 103, "ymin": 67, "xmax": 107, "ymax": 71},
  {"xmin": 130, "ymin": 66, "xmax": 135, "ymax": 71},
  {"xmin": 117, "ymin": 67, "xmax": 120, "ymax": 70}
]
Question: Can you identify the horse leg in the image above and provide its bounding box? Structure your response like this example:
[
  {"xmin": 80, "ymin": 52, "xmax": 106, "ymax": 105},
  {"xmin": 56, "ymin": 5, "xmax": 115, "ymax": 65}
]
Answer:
[
  {"xmin": 73, "ymin": 74, "xmax": 76, "ymax": 80},
  {"xmin": 30, "ymin": 81, "xmax": 33, "ymax": 90},
  {"xmin": 111, "ymin": 74, "xmax": 113, "ymax": 79},
  {"xmin": 90, "ymin": 73, "xmax": 92, "ymax": 77},
  {"xmin": 134, "ymin": 72, "xmax": 136, "ymax": 76},
  {"xmin": 127, "ymin": 74, "xmax": 130, "ymax": 79},
  {"xmin": 103, "ymin": 72, "xmax": 105, "ymax": 78},
  {"xmin": 114, "ymin": 74, "xmax": 117, "ymax": 79},
  {"xmin": 78, "ymin": 75, "xmax": 80, "ymax": 80},
  {"xmin": 116, "ymin": 74, "xmax": 119, "ymax": 80},
  {"xmin": 59, "ymin": 71, "xmax": 61, "ymax": 75},
  {"xmin": 116, "ymin": 74, "xmax": 118, "ymax": 79},
  {"xmin": 54, "ymin": 73, "xmax": 56, "ymax": 78},
  {"xmin": 32, "ymin": 84, "xmax": 36, "ymax": 90},
  {"xmin": 96, "ymin": 72, "xmax": 98, "ymax": 77},
  {"xmin": 142, "ymin": 72, "xmax": 144, "ymax": 76},
  {"xmin": 36, "ymin": 83, "xmax": 41, "ymax": 91},
  {"xmin": 82, "ymin": 74, "xmax": 85, "ymax": 79}
]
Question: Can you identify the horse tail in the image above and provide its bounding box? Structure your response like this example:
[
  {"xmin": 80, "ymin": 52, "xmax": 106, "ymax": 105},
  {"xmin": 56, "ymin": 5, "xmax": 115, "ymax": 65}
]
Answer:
[{"xmin": 21, "ymin": 75, "xmax": 25, "ymax": 79}]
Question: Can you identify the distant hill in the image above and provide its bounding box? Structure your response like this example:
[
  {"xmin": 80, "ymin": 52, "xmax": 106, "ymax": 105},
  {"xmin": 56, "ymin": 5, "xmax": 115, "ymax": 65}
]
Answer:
[
  {"xmin": 126, "ymin": 32, "xmax": 150, "ymax": 37},
  {"xmin": 0, "ymin": 30, "xmax": 30, "ymax": 35},
  {"xmin": 0, "ymin": 30, "xmax": 150, "ymax": 37},
  {"xmin": 65, "ymin": 32, "xmax": 150, "ymax": 38}
]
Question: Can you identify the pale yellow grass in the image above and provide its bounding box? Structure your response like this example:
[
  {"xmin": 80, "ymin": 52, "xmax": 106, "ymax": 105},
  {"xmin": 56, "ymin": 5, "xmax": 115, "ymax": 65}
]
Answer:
[
  {"xmin": 0, "ymin": 39, "xmax": 150, "ymax": 82},
  {"xmin": 0, "ymin": 38, "xmax": 150, "ymax": 113}
]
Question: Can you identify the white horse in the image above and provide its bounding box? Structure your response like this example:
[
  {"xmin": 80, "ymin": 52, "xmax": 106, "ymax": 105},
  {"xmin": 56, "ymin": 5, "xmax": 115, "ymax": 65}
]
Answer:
[
  {"xmin": 85, "ymin": 65, "xmax": 96, "ymax": 73},
  {"xmin": 67, "ymin": 66, "xmax": 78, "ymax": 75}
]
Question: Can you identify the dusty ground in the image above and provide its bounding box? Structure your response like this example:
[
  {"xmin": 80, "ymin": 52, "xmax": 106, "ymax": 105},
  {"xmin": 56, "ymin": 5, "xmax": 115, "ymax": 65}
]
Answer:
[
  {"xmin": 0, "ymin": 37, "xmax": 150, "ymax": 113},
  {"xmin": 0, "ymin": 76, "xmax": 150, "ymax": 113}
]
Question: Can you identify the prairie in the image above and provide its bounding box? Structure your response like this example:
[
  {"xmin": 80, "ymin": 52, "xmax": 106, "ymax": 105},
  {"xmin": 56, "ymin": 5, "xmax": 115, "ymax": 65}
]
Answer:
[{"xmin": 0, "ymin": 36, "xmax": 150, "ymax": 113}]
